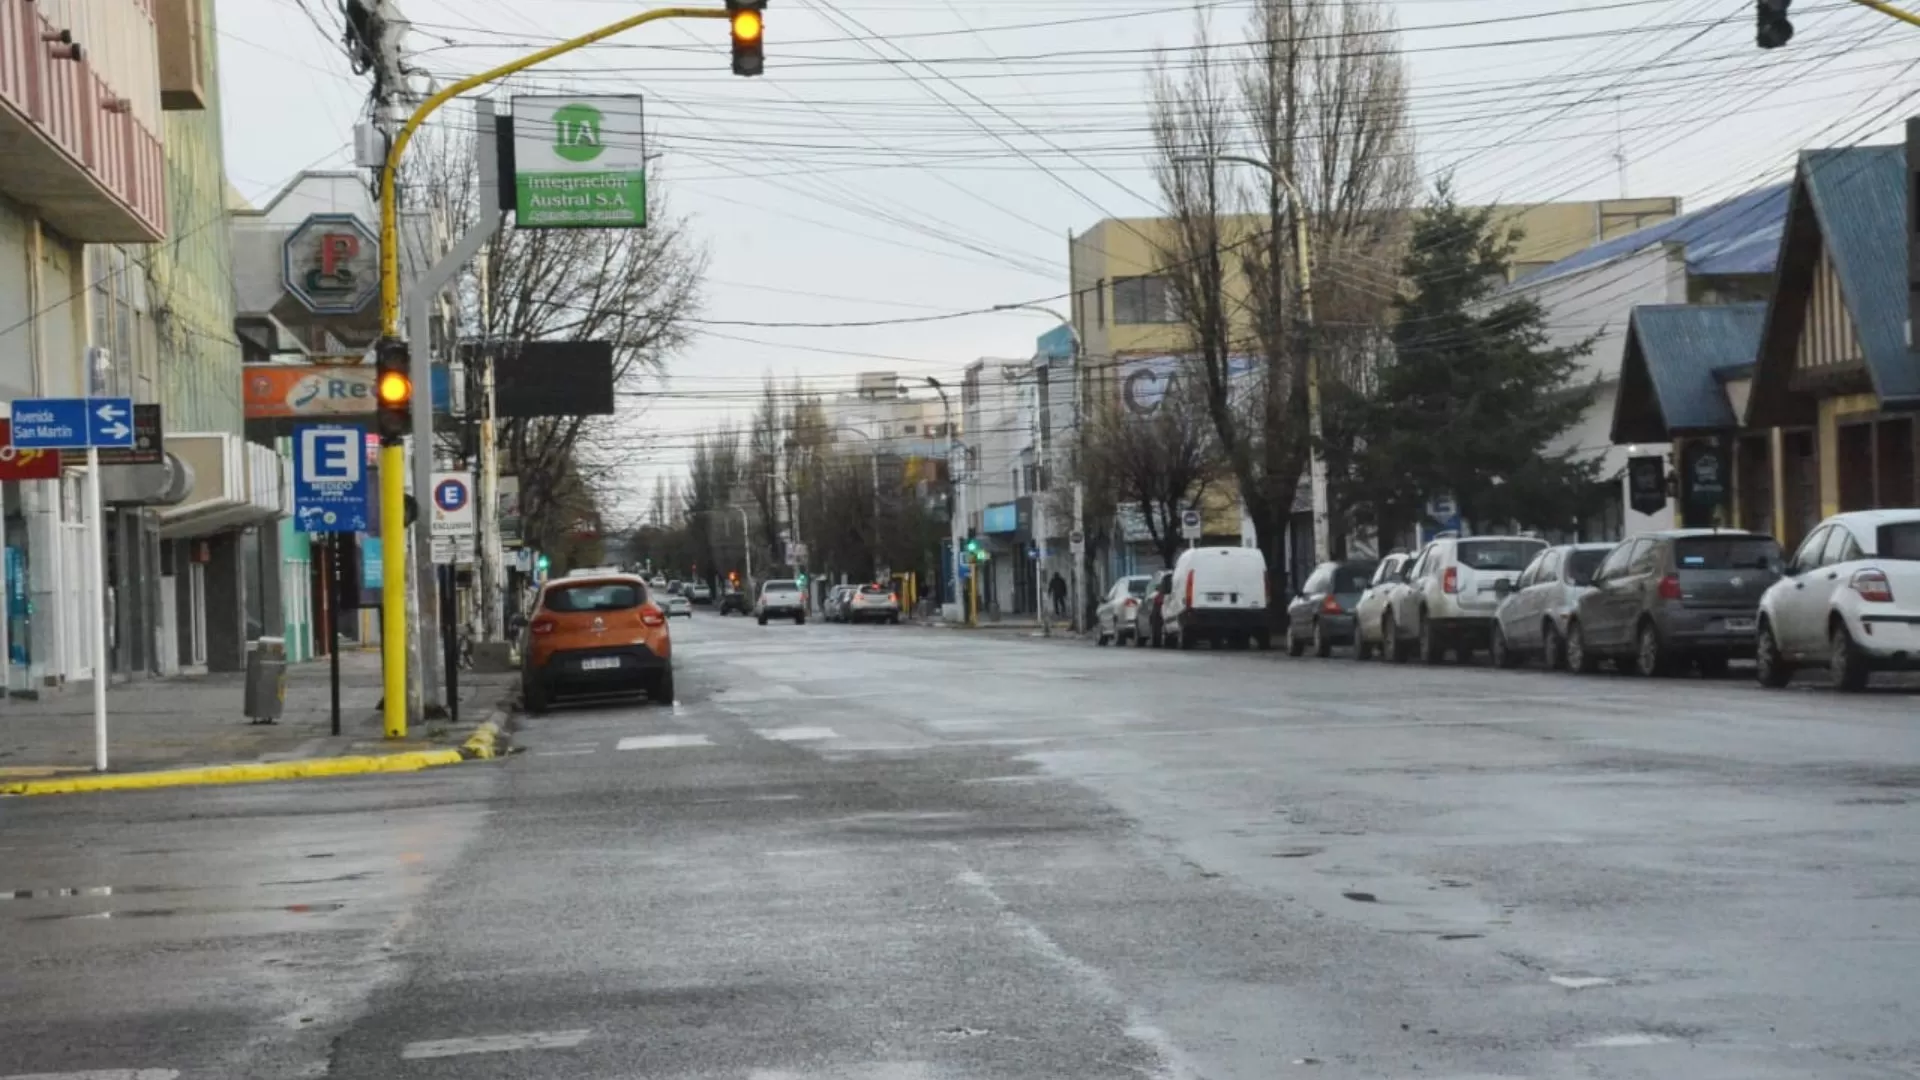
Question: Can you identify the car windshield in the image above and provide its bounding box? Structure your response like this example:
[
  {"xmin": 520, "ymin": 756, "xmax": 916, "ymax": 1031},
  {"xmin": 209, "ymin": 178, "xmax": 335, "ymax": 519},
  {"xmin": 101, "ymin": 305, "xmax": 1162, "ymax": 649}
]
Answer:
[
  {"xmin": 1565, "ymin": 548, "xmax": 1609, "ymax": 582},
  {"xmin": 545, "ymin": 583, "xmax": 642, "ymax": 612},
  {"xmin": 1457, "ymin": 540, "xmax": 1544, "ymax": 571},
  {"xmin": 1876, "ymin": 521, "xmax": 1920, "ymax": 559},
  {"xmin": 1675, "ymin": 535, "xmax": 1781, "ymax": 569}
]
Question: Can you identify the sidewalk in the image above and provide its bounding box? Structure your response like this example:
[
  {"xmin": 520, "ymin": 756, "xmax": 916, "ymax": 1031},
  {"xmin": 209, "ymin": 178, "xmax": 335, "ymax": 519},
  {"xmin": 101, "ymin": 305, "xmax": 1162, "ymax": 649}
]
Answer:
[{"xmin": 0, "ymin": 650, "xmax": 517, "ymax": 785}]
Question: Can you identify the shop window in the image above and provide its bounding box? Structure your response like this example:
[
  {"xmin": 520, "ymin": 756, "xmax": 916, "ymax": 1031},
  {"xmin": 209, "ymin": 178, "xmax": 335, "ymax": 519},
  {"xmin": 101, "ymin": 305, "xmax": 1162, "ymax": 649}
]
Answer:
[
  {"xmin": 1876, "ymin": 418, "xmax": 1914, "ymax": 507},
  {"xmin": 1838, "ymin": 422, "xmax": 1873, "ymax": 512}
]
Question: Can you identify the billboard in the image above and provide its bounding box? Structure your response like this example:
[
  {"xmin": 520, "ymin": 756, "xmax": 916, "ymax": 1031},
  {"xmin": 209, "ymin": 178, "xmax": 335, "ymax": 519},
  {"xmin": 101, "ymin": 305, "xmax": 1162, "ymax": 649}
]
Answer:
[
  {"xmin": 489, "ymin": 341, "xmax": 616, "ymax": 418},
  {"xmin": 244, "ymin": 364, "xmax": 453, "ymax": 419},
  {"xmin": 511, "ymin": 96, "xmax": 646, "ymax": 229},
  {"xmin": 1118, "ymin": 354, "xmax": 1259, "ymax": 416}
]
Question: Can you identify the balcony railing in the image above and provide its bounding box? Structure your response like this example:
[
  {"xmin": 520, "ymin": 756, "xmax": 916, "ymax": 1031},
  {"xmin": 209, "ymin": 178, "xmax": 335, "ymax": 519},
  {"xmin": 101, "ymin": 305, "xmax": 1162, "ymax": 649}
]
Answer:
[{"xmin": 0, "ymin": 0, "xmax": 165, "ymax": 242}]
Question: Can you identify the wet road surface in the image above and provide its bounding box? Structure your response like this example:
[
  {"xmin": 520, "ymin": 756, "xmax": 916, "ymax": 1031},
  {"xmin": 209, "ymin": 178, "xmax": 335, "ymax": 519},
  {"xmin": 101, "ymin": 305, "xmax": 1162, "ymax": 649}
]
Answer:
[{"xmin": 2, "ymin": 613, "xmax": 1915, "ymax": 1078}]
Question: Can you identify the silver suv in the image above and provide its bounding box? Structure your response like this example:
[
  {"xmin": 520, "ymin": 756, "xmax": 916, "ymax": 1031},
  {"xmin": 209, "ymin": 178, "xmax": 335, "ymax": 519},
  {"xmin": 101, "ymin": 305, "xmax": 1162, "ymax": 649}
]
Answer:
[{"xmin": 1384, "ymin": 535, "xmax": 1547, "ymax": 664}]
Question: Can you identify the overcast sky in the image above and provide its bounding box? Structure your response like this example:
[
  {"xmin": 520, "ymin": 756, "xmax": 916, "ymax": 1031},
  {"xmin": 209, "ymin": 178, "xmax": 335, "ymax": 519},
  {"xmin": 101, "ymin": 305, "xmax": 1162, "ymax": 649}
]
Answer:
[{"xmin": 216, "ymin": 0, "xmax": 1920, "ymax": 519}]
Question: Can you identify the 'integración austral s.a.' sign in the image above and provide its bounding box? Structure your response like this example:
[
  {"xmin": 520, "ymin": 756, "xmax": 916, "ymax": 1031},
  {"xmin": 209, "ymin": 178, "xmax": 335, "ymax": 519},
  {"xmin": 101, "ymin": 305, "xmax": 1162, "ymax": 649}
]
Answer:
[{"xmin": 511, "ymin": 95, "xmax": 646, "ymax": 229}]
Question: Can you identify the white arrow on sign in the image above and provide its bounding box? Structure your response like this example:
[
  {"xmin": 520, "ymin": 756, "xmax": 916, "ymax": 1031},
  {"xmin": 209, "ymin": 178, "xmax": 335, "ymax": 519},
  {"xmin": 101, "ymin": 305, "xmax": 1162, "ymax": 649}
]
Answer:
[
  {"xmin": 95, "ymin": 402, "xmax": 127, "ymax": 422},
  {"xmin": 100, "ymin": 422, "xmax": 131, "ymax": 440}
]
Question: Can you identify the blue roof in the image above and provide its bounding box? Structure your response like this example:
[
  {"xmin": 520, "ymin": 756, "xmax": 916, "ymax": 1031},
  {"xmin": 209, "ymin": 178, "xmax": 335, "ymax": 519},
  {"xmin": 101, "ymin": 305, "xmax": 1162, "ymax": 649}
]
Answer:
[
  {"xmin": 1513, "ymin": 183, "xmax": 1788, "ymax": 287},
  {"xmin": 1800, "ymin": 145, "xmax": 1920, "ymax": 403},
  {"xmin": 1613, "ymin": 303, "xmax": 1766, "ymax": 442}
]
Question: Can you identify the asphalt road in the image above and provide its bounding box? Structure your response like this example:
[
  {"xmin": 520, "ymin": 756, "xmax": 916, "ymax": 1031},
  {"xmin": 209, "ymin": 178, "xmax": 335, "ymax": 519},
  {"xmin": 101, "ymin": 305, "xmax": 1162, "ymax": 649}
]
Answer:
[{"xmin": 2, "ymin": 612, "xmax": 1916, "ymax": 1079}]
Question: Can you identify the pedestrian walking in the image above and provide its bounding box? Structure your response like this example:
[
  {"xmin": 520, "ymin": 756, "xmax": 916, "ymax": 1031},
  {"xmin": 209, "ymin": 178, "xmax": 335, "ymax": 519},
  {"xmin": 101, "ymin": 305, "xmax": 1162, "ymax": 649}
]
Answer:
[{"xmin": 1049, "ymin": 572, "xmax": 1068, "ymax": 617}]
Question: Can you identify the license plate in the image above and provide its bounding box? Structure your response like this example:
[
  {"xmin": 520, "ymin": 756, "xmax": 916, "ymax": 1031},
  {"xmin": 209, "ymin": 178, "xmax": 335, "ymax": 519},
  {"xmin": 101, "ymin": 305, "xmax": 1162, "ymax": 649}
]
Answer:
[
  {"xmin": 1724, "ymin": 618, "xmax": 1755, "ymax": 633},
  {"xmin": 580, "ymin": 657, "xmax": 620, "ymax": 671},
  {"xmin": 1206, "ymin": 592, "xmax": 1226, "ymax": 601}
]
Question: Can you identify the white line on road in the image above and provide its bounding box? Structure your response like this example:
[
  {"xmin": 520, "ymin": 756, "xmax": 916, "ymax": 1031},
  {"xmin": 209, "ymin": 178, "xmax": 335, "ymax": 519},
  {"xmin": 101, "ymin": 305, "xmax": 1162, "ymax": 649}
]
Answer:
[
  {"xmin": 755, "ymin": 726, "xmax": 839, "ymax": 742},
  {"xmin": 400, "ymin": 1030, "xmax": 592, "ymax": 1060},
  {"xmin": 1550, "ymin": 975, "xmax": 1616, "ymax": 989},
  {"xmin": 616, "ymin": 734, "xmax": 713, "ymax": 750},
  {"xmin": 5, "ymin": 1072, "xmax": 181, "ymax": 1080},
  {"xmin": 535, "ymin": 749, "xmax": 599, "ymax": 757},
  {"xmin": 1575, "ymin": 1033, "xmax": 1674, "ymax": 1048}
]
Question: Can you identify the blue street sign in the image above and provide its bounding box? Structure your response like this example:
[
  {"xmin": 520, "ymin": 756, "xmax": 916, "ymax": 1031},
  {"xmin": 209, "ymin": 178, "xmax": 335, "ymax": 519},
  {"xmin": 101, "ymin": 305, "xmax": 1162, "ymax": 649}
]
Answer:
[
  {"xmin": 10, "ymin": 397, "xmax": 137, "ymax": 449},
  {"xmin": 433, "ymin": 477, "xmax": 469, "ymax": 513},
  {"xmin": 292, "ymin": 423, "xmax": 369, "ymax": 533}
]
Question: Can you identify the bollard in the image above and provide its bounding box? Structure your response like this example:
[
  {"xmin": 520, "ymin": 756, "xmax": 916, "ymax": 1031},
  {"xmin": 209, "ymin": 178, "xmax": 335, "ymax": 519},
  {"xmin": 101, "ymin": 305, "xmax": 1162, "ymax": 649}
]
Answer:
[{"xmin": 244, "ymin": 636, "xmax": 288, "ymax": 724}]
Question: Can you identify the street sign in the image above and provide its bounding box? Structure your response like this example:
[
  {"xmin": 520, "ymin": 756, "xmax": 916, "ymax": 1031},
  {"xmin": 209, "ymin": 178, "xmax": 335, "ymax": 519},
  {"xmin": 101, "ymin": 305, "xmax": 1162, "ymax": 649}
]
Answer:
[
  {"xmin": 511, "ymin": 95, "xmax": 647, "ymax": 229},
  {"xmin": 292, "ymin": 424, "xmax": 370, "ymax": 533},
  {"xmin": 0, "ymin": 420, "xmax": 61, "ymax": 480},
  {"xmin": 431, "ymin": 534, "xmax": 476, "ymax": 565},
  {"xmin": 1181, "ymin": 508, "xmax": 1202, "ymax": 540},
  {"xmin": 431, "ymin": 471, "xmax": 475, "ymax": 537},
  {"xmin": 1069, "ymin": 529, "xmax": 1085, "ymax": 554},
  {"xmin": 11, "ymin": 397, "xmax": 136, "ymax": 449},
  {"xmin": 74, "ymin": 403, "xmax": 163, "ymax": 466}
]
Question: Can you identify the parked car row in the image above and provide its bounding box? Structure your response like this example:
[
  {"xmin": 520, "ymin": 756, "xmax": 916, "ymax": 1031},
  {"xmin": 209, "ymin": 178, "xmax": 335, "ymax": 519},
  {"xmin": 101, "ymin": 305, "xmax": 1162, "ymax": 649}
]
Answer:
[
  {"xmin": 824, "ymin": 583, "xmax": 903, "ymax": 624},
  {"xmin": 1102, "ymin": 510, "xmax": 1920, "ymax": 693}
]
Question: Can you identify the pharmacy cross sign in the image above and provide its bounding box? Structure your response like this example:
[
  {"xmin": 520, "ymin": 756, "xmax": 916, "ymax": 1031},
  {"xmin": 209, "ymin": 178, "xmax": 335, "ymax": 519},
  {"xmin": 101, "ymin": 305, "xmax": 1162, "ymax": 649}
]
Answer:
[{"xmin": 10, "ymin": 397, "xmax": 136, "ymax": 449}]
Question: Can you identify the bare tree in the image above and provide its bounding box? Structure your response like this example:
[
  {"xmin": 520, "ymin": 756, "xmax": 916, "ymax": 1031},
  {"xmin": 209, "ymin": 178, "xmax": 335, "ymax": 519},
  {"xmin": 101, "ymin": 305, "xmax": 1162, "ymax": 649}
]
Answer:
[
  {"xmin": 1148, "ymin": 0, "xmax": 1414, "ymax": 582},
  {"xmin": 1081, "ymin": 376, "xmax": 1224, "ymax": 569},
  {"xmin": 684, "ymin": 423, "xmax": 742, "ymax": 586}
]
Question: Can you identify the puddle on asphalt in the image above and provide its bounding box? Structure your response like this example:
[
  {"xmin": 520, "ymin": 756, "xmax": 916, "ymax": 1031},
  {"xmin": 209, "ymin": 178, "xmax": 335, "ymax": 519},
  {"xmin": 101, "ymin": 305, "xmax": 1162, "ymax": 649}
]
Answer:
[{"xmin": 18, "ymin": 902, "xmax": 346, "ymax": 922}]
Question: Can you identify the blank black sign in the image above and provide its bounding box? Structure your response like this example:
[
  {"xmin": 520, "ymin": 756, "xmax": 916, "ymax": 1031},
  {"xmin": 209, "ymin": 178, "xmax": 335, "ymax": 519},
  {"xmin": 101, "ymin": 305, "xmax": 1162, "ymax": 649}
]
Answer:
[{"xmin": 491, "ymin": 341, "xmax": 616, "ymax": 418}]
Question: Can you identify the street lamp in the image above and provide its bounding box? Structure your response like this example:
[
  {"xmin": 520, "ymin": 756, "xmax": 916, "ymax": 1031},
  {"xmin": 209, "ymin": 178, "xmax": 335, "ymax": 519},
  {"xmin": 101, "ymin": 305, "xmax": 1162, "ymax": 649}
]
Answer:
[
  {"xmin": 992, "ymin": 304, "xmax": 1084, "ymax": 634},
  {"xmin": 1173, "ymin": 152, "xmax": 1330, "ymax": 568},
  {"xmin": 925, "ymin": 376, "xmax": 964, "ymax": 620}
]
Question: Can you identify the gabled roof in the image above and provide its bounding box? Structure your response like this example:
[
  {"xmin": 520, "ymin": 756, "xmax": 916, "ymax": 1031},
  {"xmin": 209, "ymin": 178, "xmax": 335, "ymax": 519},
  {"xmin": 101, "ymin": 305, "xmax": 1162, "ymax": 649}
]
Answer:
[
  {"xmin": 1612, "ymin": 302, "xmax": 1766, "ymax": 444},
  {"xmin": 1513, "ymin": 183, "xmax": 1787, "ymax": 289},
  {"xmin": 1749, "ymin": 144, "xmax": 1918, "ymax": 424}
]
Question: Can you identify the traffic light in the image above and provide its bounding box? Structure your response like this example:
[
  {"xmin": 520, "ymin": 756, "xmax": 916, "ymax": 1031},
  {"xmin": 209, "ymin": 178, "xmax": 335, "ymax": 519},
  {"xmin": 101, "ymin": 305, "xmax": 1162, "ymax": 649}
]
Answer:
[
  {"xmin": 1756, "ymin": 0, "xmax": 1792, "ymax": 48},
  {"xmin": 535, "ymin": 553, "xmax": 551, "ymax": 575},
  {"xmin": 374, "ymin": 337, "xmax": 412, "ymax": 443},
  {"xmin": 727, "ymin": 0, "xmax": 765, "ymax": 77},
  {"xmin": 796, "ymin": 571, "xmax": 808, "ymax": 588},
  {"xmin": 964, "ymin": 535, "xmax": 986, "ymax": 562}
]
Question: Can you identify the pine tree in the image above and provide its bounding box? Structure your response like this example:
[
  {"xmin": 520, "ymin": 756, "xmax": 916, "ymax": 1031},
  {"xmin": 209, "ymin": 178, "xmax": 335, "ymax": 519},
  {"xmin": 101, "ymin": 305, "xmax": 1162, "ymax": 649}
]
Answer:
[{"xmin": 1344, "ymin": 181, "xmax": 1603, "ymax": 540}]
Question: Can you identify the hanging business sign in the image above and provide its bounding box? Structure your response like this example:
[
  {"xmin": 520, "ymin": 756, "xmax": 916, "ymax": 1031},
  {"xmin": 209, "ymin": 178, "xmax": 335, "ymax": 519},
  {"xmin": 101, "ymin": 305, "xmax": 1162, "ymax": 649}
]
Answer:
[
  {"xmin": 1679, "ymin": 440, "xmax": 1731, "ymax": 523},
  {"xmin": 511, "ymin": 95, "xmax": 646, "ymax": 229},
  {"xmin": 283, "ymin": 214, "xmax": 380, "ymax": 316},
  {"xmin": 1626, "ymin": 454, "xmax": 1668, "ymax": 516}
]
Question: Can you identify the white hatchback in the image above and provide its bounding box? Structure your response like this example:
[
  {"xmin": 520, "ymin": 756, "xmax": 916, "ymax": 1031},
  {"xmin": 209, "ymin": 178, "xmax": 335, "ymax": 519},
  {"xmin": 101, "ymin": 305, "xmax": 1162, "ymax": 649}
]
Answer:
[{"xmin": 1756, "ymin": 509, "xmax": 1920, "ymax": 691}]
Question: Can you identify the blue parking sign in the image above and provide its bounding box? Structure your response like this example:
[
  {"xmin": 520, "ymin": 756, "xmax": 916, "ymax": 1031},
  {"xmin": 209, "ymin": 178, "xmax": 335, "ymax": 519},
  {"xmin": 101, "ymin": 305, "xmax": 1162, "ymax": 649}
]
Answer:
[{"xmin": 292, "ymin": 424, "xmax": 369, "ymax": 533}]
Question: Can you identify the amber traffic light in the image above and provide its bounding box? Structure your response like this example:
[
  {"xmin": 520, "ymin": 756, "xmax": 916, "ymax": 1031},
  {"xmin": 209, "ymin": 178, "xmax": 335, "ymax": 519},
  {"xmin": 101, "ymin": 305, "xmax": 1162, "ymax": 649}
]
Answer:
[
  {"xmin": 374, "ymin": 337, "xmax": 412, "ymax": 443},
  {"xmin": 728, "ymin": 0, "xmax": 765, "ymax": 76}
]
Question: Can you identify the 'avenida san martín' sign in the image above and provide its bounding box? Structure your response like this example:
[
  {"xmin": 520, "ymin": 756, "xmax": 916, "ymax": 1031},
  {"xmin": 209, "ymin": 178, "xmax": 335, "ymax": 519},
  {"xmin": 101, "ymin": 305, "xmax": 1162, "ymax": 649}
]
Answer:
[{"xmin": 511, "ymin": 95, "xmax": 646, "ymax": 229}]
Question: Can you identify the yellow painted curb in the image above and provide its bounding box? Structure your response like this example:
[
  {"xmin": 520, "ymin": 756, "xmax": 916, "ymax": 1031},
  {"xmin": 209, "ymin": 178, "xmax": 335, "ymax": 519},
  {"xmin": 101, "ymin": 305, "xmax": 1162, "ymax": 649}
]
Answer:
[
  {"xmin": 0, "ymin": 749, "xmax": 466, "ymax": 797},
  {"xmin": 461, "ymin": 720, "xmax": 502, "ymax": 760}
]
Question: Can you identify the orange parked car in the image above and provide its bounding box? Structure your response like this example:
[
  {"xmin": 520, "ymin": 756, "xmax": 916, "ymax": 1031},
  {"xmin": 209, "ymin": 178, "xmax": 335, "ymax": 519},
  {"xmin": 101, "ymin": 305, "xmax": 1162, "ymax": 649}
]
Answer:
[{"xmin": 521, "ymin": 573, "xmax": 673, "ymax": 714}]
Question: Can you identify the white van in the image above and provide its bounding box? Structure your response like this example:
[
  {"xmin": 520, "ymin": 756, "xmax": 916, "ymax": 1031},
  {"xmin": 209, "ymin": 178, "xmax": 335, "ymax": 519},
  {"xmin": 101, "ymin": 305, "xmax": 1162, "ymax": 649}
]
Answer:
[{"xmin": 1161, "ymin": 545, "xmax": 1272, "ymax": 650}]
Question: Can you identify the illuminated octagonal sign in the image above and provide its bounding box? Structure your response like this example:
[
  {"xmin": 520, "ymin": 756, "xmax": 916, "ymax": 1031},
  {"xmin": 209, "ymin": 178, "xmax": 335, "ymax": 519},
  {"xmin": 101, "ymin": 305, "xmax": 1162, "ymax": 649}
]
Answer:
[{"xmin": 283, "ymin": 213, "xmax": 380, "ymax": 316}]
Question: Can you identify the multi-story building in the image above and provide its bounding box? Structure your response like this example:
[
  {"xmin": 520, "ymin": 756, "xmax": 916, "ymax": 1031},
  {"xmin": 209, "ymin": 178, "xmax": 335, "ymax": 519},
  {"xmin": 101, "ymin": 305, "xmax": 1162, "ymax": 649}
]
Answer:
[
  {"xmin": 828, "ymin": 371, "xmax": 953, "ymax": 454},
  {"xmin": 0, "ymin": 0, "xmax": 224, "ymax": 691}
]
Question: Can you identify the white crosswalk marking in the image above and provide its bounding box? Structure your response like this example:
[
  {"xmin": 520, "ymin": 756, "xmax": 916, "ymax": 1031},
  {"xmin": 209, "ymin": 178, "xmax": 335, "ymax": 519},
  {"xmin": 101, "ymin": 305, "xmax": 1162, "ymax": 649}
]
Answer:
[
  {"xmin": 400, "ymin": 1029, "xmax": 591, "ymax": 1060},
  {"xmin": 755, "ymin": 726, "xmax": 839, "ymax": 742},
  {"xmin": 616, "ymin": 734, "xmax": 713, "ymax": 750},
  {"xmin": 4, "ymin": 1072, "xmax": 181, "ymax": 1080}
]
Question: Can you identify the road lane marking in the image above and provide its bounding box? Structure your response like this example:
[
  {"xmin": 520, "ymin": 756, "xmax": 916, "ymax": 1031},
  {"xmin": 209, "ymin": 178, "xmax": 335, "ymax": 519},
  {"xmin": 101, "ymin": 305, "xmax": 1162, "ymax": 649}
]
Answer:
[
  {"xmin": 1550, "ymin": 975, "xmax": 1615, "ymax": 989},
  {"xmin": 5, "ymin": 1072, "xmax": 181, "ymax": 1079},
  {"xmin": 755, "ymin": 726, "xmax": 839, "ymax": 742},
  {"xmin": 535, "ymin": 749, "xmax": 598, "ymax": 757},
  {"xmin": 1575, "ymin": 1033, "xmax": 1673, "ymax": 1048},
  {"xmin": 616, "ymin": 734, "xmax": 713, "ymax": 750},
  {"xmin": 400, "ymin": 1030, "xmax": 591, "ymax": 1060}
]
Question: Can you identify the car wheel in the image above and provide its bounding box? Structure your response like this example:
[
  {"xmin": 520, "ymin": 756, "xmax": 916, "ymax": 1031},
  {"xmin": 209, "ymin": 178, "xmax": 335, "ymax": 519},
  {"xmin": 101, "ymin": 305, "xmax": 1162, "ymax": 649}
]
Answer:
[
  {"xmin": 523, "ymin": 680, "xmax": 549, "ymax": 717},
  {"xmin": 1151, "ymin": 622, "xmax": 1164, "ymax": 649},
  {"xmin": 1634, "ymin": 620, "xmax": 1668, "ymax": 677},
  {"xmin": 1312, "ymin": 620, "xmax": 1332, "ymax": 658},
  {"xmin": 1755, "ymin": 622, "xmax": 1792, "ymax": 688},
  {"xmin": 1491, "ymin": 624, "xmax": 1518, "ymax": 669},
  {"xmin": 757, "ymin": 615, "xmax": 768, "ymax": 626},
  {"xmin": 1830, "ymin": 621, "xmax": 1870, "ymax": 692},
  {"xmin": 1566, "ymin": 621, "xmax": 1599, "ymax": 674},
  {"xmin": 1544, "ymin": 620, "xmax": 1568, "ymax": 670},
  {"xmin": 1355, "ymin": 632, "xmax": 1374, "ymax": 661},
  {"xmin": 1383, "ymin": 614, "xmax": 1405, "ymax": 664},
  {"xmin": 1178, "ymin": 627, "xmax": 1195, "ymax": 651},
  {"xmin": 795, "ymin": 615, "xmax": 807, "ymax": 625},
  {"xmin": 650, "ymin": 668, "xmax": 676, "ymax": 704},
  {"xmin": 1286, "ymin": 629, "xmax": 1306, "ymax": 657},
  {"xmin": 1254, "ymin": 630, "xmax": 1273, "ymax": 651},
  {"xmin": 890, "ymin": 614, "xmax": 900, "ymax": 625},
  {"xmin": 1694, "ymin": 654, "xmax": 1729, "ymax": 678},
  {"xmin": 1234, "ymin": 632, "xmax": 1252, "ymax": 651},
  {"xmin": 1418, "ymin": 612, "xmax": 1445, "ymax": 665}
]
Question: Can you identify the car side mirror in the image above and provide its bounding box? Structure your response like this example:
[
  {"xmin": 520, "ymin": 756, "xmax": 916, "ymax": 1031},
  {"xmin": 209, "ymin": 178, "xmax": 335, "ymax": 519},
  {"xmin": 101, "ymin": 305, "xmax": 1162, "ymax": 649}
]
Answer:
[{"xmin": 1494, "ymin": 579, "xmax": 1512, "ymax": 597}]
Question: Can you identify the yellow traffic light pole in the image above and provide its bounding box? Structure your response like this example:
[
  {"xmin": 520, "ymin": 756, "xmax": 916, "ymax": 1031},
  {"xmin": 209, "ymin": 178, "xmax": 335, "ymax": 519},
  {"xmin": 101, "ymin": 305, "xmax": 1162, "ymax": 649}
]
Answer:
[
  {"xmin": 1851, "ymin": 0, "xmax": 1920, "ymax": 29},
  {"xmin": 374, "ymin": 6, "xmax": 732, "ymax": 739}
]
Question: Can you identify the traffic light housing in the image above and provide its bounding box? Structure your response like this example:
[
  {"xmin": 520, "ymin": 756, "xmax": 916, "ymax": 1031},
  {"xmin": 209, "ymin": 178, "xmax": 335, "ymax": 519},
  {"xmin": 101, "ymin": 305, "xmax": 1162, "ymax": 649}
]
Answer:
[
  {"xmin": 374, "ymin": 337, "xmax": 412, "ymax": 443},
  {"xmin": 1756, "ymin": 0, "xmax": 1792, "ymax": 48},
  {"xmin": 727, "ymin": 0, "xmax": 765, "ymax": 77},
  {"xmin": 964, "ymin": 534, "xmax": 986, "ymax": 561}
]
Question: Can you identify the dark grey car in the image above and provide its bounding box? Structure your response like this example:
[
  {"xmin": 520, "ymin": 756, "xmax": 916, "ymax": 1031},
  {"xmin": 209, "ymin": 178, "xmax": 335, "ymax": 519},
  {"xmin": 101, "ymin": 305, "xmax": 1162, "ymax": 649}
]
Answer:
[
  {"xmin": 1565, "ymin": 529, "xmax": 1783, "ymax": 677},
  {"xmin": 1286, "ymin": 559, "xmax": 1378, "ymax": 657}
]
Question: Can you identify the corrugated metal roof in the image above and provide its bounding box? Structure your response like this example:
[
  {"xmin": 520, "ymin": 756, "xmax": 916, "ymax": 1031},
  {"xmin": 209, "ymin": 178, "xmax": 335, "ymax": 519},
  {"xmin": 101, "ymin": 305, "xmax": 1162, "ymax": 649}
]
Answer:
[
  {"xmin": 1629, "ymin": 302, "xmax": 1767, "ymax": 431},
  {"xmin": 1801, "ymin": 145, "xmax": 1919, "ymax": 403},
  {"xmin": 1511, "ymin": 184, "xmax": 1788, "ymax": 288}
]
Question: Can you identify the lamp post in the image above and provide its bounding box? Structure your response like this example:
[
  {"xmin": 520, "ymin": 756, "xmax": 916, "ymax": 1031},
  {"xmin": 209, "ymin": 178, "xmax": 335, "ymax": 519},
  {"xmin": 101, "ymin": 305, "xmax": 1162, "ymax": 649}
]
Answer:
[
  {"xmin": 925, "ymin": 377, "xmax": 963, "ymax": 619},
  {"xmin": 993, "ymin": 304, "xmax": 1081, "ymax": 633},
  {"xmin": 1173, "ymin": 153, "xmax": 1330, "ymax": 569}
]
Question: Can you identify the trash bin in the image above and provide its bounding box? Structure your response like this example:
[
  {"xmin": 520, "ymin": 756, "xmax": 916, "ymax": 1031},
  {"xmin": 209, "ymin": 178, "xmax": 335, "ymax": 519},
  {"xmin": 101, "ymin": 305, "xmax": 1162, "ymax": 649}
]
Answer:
[{"xmin": 244, "ymin": 636, "xmax": 287, "ymax": 723}]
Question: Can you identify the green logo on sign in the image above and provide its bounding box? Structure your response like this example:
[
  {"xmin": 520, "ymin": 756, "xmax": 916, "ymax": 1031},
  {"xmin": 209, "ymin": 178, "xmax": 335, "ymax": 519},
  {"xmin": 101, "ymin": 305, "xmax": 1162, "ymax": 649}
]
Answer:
[{"xmin": 551, "ymin": 103, "xmax": 605, "ymax": 163}]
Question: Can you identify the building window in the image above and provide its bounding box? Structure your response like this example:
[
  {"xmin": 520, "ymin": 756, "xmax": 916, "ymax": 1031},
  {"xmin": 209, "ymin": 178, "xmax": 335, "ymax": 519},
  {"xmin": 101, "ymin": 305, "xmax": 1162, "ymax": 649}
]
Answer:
[
  {"xmin": 1113, "ymin": 275, "xmax": 1177, "ymax": 324},
  {"xmin": 902, "ymin": 423, "xmax": 916, "ymax": 435},
  {"xmin": 1095, "ymin": 278, "xmax": 1106, "ymax": 329}
]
